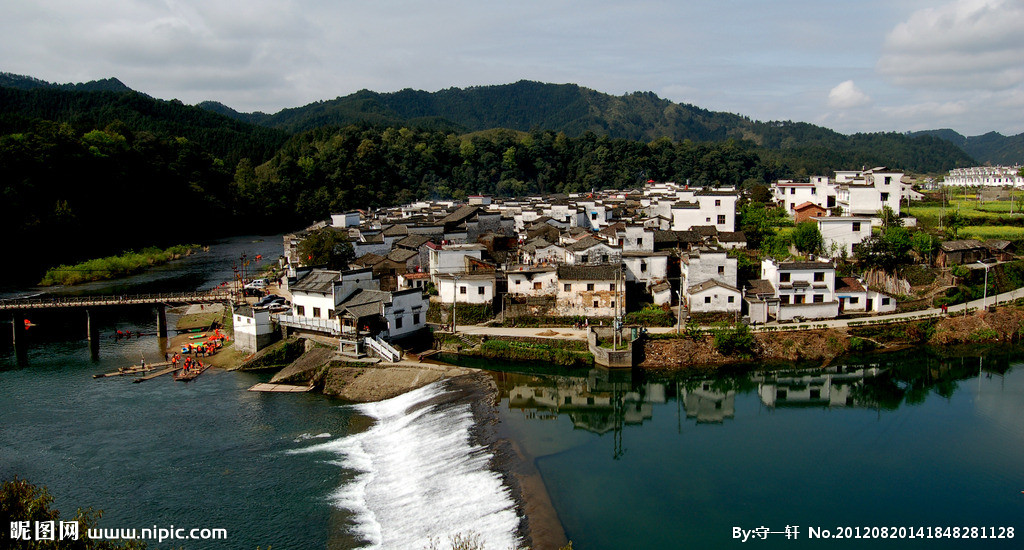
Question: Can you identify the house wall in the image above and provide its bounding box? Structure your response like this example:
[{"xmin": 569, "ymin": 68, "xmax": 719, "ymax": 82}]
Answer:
[
  {"xmin": 622, "ymin": 255, "xmax": 669, "ymax": 283},
  {"xmin": 688, "ymin": 287, "xmax": 741, "ymax": 313},
  {"xmin": 817, "ymin": 218, "xmax": 872, "ymax": 257},
  {"xmin": 556, "ymin": 278, "xmax": 621, "ymax": 317},
  {"xmin": 777, "ymin": 301, "xmax": 840, "ymax": 321},
  {"xmin": 386, "ymin": 291, "xmax": 428, "ymax": 339},
  {"xmin": 438, "ymin": 277, "xmax": 494, "ymax": 305},
  {"xmin": 291, "ymin": 292, "xmax": 337, "ymax": 320},
  {"xmin": 507, "ymin": 271, "xmax": 559, "ymax": 296},
  {"xmin": 683, "ymin": 251, "xmax": 738, "ymax": 288},
  {"xmin": 232, "ymin": 309, "xmax": 279, "ymax": 353}
]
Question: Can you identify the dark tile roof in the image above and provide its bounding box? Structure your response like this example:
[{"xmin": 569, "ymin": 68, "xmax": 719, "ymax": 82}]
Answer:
[
  {"xmin": 940, "ymin": 239, "xmax": 985, "ymax": 252},
  {"xmin": 835, "ymin": 277, "xmax": 865, "ymax": 293},
  {"xmin": 690, "ymin": 225, "xmax": 719, "ymax": 237},
  {"xmin": 745, "ymin": 279, "xmax": 776, "ymax": 296},
  {"xmin": 291, "ymin": 269, "xmax": 342, "ymax": 294},
  {"xmin": 718, "ymin": 231, "xmax": 747, "ymax": 242},
  {"xmin": 778, "ymin": 261, "xmax": 835, "ymax": 270},
  {"xmin": 556, "ymin": 265, "xmax": 619, "ymax": 281}
]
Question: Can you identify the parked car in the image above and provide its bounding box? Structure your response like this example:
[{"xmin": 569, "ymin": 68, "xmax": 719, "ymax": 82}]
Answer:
[{"xmin": 244, "ymin": 279, "xmax": 268, "ymax": 290}]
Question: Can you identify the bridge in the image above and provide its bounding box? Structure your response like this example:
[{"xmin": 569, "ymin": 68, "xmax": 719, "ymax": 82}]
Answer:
[
  {"xmin": 3, "ymin": 290, "xmax": 236, "ymax": 364},
  {"xmin": 0, "ymin": 290, "xmax": 234, "ymax": 311}
]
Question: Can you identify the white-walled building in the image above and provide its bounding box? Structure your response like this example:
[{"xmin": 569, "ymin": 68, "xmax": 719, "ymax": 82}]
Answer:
[
  {"xmin": 555, "ymin": 265, "xmax": 623, "ymax": 318},
  {"xmin": 507, "ymin": 266, "xmax": 559, "ymax": 296},
  {"xmin": 621, "ymin": 251, "xmax": 671, "ymax": 284},
  {"xmin": 760, "ymin": 259, "xmax": 840, "ymax": 321},
  {"xmin": 814, "ymin": 216, "xmax": 873, "ymax": 258},
  {"xmin": 945, "ymin": 166, "xmax": 1023, "ymax": 187},
  {"xmin": 835, "ymin": 167, "xmax": 904, "ymax": 216},
  {"xmin": 428, "ymin": 243, "xmax": 485, "ymax": 282},
  {"xmin": 436, "ymin": 273, "xmax": 496, "ymax": 305},
  {"xmin": 233, "ymin": 305, "xmax": 277, "ymax": 353},
  {"xmin": 687, "ymin": 279, "xmax": 741, "ymax": 314}
]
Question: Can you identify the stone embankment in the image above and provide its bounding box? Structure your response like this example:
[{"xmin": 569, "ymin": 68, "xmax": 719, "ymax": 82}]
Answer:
[{"xmin": 321, "ymin": 361, "xmax": 475, "ymax": 402}]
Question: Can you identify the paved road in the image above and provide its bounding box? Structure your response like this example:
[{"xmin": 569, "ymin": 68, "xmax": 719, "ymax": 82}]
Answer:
[{"xmin": 453, "ymin": 285, "xmax": 1024, "ymax": 340}]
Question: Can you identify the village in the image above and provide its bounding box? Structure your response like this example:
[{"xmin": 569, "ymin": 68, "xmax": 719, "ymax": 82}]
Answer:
[{"xmin": 229, "ymin": 164, "xmax": 1024, "ymax": 369}]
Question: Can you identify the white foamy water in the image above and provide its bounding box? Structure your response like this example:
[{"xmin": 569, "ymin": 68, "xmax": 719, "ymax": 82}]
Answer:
[{"xmin": 292, "ymin": 382, "xmax": 522, "ymax": 550}]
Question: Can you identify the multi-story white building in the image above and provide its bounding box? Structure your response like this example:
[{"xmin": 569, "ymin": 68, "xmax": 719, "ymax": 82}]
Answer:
[
  {"xmin": 944, "ymin": 166, "xmax": 1023, "ymax": 187},
  {"xmin": 759, "ymin": 258, "xmax": 839, "ymax": 321},
  {"xmin": 835, "ymin": 167, "xmax": 904, "ymax": 216}
]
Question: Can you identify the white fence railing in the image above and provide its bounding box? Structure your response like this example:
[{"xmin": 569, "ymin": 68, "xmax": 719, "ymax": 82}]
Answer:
[
  {"xmin": 366, "ymin": 335, "xmax": 401, "ymax": 362},
  {"xmin": 276, "ymin": 314, "xmax": 340, "ymax": 336}
]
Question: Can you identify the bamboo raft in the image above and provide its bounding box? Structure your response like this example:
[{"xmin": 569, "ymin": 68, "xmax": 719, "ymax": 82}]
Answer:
[
  {"xmin": 173, "ymin": 362, "xmax": 210, "ymax": 382},
  {"xmin": 93, "ymin": 361, "xmax": 171, "ymax": 378},
  {"xmin": 133, "ymin": 365, "xmax": 181, "ymax": 383}
]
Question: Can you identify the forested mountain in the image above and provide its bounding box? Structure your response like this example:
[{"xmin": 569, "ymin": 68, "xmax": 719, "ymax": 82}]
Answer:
[
  {"xmin": 0, "ymin": 86, "xmax": 288, "ymax": 166},
  {"xmin": 219, "ymin": 80, "xmax": 975, "ymax": 173},
  {"xmin": 909, "ymin": 129, "xmax": 1024, "ymax": 166},
  {"xmin": 0, "ymin": 72, "xmax": 990, "ymax": 283},
  {"xmin": 0, "ymin": 72, "xmax": 134, "ymax": 93}
]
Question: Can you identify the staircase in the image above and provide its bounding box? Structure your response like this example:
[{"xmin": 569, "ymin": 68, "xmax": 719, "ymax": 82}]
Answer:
[{"xmin": 365, "ymin": 335, "xmax": 402, "ymax": 363}]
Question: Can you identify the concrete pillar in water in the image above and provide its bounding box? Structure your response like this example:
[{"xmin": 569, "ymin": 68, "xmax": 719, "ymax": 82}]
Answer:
[
  {"xmin": 12, "ymin": 314, "xmax": 28, "ymax": 366},
  {"xmin": 86, "ymin": 309, "xmax": 100, "ymax": 360},
  {"xmin": 156, "ymin": 304, "xmax": 167, "ymax": 338}
]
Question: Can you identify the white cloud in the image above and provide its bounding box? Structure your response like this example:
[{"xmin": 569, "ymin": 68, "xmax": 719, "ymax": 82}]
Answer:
[
  {"xmin": 878, "ymin": 0, "xmax": 1024, "ymax": 89},
  {"xmin": 828, "ymin": 80, "xmax": 871, "ymax": 108}
]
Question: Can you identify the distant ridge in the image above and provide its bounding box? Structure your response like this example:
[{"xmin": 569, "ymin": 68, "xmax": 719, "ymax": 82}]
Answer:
[
  {"xmin": 908, "ymin": 129, "xmax": 1024, "ymax": 166},
  {"xmin": 0, "ymin": 72, "xmax": 133, "ymax": 93}
]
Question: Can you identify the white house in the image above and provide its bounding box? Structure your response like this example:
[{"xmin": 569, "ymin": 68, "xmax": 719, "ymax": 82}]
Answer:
[
  {"xmin": 687, "ymin": 279, "xmax": 741, "ymax": 314},
  {"xmin": 281, "ymin": 268, "xmax": 378, "ymax": 335},
  {"xmin": 622, "ymin": 251, "xmax": 671, "ymax": 284},
  {"xmin": 436, "ymin": 273, "xmax": 496, "ymax": 305},
  {"xmin": 428, "ymin": 243, "xmax": 485, "ymax": 282},
  {"xmin": 669, "ymin": 190, "xmax": 739, "ymax": 232},
  {"xmin": 835, "ymin": 277, "xmax": 897, "ymax": 314},
  {"xmin": 507, "ymin": 266, "xmax": 559, "ymax": 297},
  {"xmin": 760, "ymin": 258, "xmax": 840, "ymax": 321},
  {"xmin": 565, "ymin": 236, "xmax": 622, "ymax": 265},
  {"xmin": 330, "ymin": 211, "xmax": 361, "ymax": 228},
  {"xmin": 814, "ymin": 216, "xmax": 873, "ymax": 258},
  {"xmin": 336, "ymin": 287, "xmax": 428, "ymax": 340},
  {"xmin": 232, "ymin": 305, "xmax": 277, "ymax": 353},
  {"xmin": 835, "ymin": 167, "xmax": 904, "ymax": 216},
  {"xmin": 555, "ymin": 265, "xmax": 623, "ymax": 318},
  {"xmin": 681, "ymin": 248, "xmax": 738, "ymax": 289}
]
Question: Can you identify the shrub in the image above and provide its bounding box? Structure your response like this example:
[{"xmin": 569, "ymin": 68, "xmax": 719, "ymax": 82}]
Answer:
[
  {"xmin": 848, "ymin": 337, "xmax": 876, "ymax": 352},
  {"xmin": 712, "ymin": 323, "xmax": 756, "ymax": 357}
]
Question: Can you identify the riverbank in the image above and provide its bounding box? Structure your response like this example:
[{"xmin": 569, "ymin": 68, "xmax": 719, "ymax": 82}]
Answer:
[{"xmin": 38, "ymin": 244, "xmax": 203, "ymax": 286}]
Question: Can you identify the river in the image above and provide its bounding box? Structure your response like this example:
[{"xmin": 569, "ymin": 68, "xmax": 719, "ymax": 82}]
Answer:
[{"xmin": 2, "ymin": 235, "xmax": 1022, "ymax": 549}]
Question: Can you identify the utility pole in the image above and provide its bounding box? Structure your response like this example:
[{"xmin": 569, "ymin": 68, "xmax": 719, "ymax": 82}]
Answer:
[{"xmin": 451, "ymin": 273, "xmax": 460, "ymax": 334}]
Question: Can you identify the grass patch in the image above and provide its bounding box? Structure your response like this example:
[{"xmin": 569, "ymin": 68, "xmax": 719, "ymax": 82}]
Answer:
[
  {"xmin": 959, "ymin": 226, "xmax": 1024, "ymax": 240},
  {"xmin": 475, "ymin": 339, "xmax": 593, "ymax": 367},
  {"xmin": 40, "ymin": 244, "xmax": 201, "ymax": 286}
]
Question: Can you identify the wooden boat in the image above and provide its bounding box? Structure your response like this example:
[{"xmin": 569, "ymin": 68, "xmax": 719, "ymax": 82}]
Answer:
[
  {"xmin": 93, "ymin": 361, "xmax": 170, "ymax": 378},
  {"xmin": 173, "ymin": 362, "xmax": 210, "ymax": 382}
]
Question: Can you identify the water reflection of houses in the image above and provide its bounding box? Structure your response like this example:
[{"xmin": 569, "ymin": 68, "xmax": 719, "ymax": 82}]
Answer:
[
  {"xmin": 755, "ymin": 366, "xmax": 885, "ymax": 408},
  {"xmin": 679, "ymin": 382, "xmax": 735, "ymax": 423},
  {"xmin": 506, "ymin": 369, "xmax": 665, "ymax": 435}
]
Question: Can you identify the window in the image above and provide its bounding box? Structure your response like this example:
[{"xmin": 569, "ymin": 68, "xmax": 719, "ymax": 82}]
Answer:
[
  {"xmin": 313, "ymin": 307, "xmax": 321, "ymax": 318},
  {"xmin": 849, "ymin": 297, "xmax": 859, "ymax": 304},
  {"xmin": 813, "ymin": 294, "xmax": 824, "ymax": 303},
  {"xmin": 637, "ymin": 238, "xmax": 643, "ymax": 246},
  {"xmin": 593, "ymin": 300, "xmax": 599, "ymax": 307},
  {"xmin": 618, "ymin": 238, "xmax": 624, "ymax": 246},
  {"xmin": 587, "ymin": 283, "xmax": 594, "ymax": 291},
  {"xmin": 718, "ymin": 215, "xmax": 726, "ymax": 225},
  {"xmin": 459, "ymin": 286, "xmax": 467, "ymax": 294},
  {"xmin": 534, "ymin": 282, "xmax": 542, "ymax": 290},
  {"xmin": 881, "ymin": 192, "xmax": 889, "ymax": 202},
  {"xmin": 705, "ymin": 217, "xmax": 711, "ymax": 222},
  {"xmin": 790, "ymin": 188, "xmax": 796, "ymax": 195},
  {"xmin": 247, "ymin": 318, "xmax": 252, "ymax": 324},
  {"xmin": 718, "ymin": 266, "xmax": 725, "ymax": 275},
  {"xmin": 413, "ymin": 313, "xmax": 420, "ymax": 324},
  {"xmin": 814, "ymin": 272, "xmax": 824, "ymax": 282},
  {"xmin": 704, "ymin": 296, "xmax": 711, "ymax": 304},
  {"xmin": 780, "ymin": 273, "xmax": 791, "ymax": 283},
  {"xmin": 884, "ymin": 176, "xmax": 892, "ymax": 185},
  {"xmin": 794, "ymin": 295, "xmax": 805, "ymax": 304},
  {"xmin": 296, "ymin": 305, "xmax": 305, "ymax": 316},
  {"xmin": 780, "ymin": 295, "xmax": 790, "ymax": 304},
  {"xmin": 715, "ymin": 199, "xmax": 721, "ymax": 206},
  {"xmin": 591, "ymin": 212, "xmax": 598, "ymax": 220},
  {"xmin": 601, "ymin": 255, "xmax": 609, "ymax": 263},
  {"xmin": 609, "ymin": 283, "xmax": 616, "ymax": 291},
  {"xmin": 564, "ymin": 283, "xmax": 571, "ymax": 291},
  {"xmin": 852, "ymin": 221, "xmax": 861, "ymax": 232},
  {"xmin": 395, "ymin": 317, "xmax": 403, "ymax": 329},
  {"xmin": 478, "ymin": 286, "xmax": 485, "ymax": 295},
  {"xmin": 611, "ymin": 300, "xmax": 615, "ymax": 308},
  {"xmin": 564, "ymin": 396, "xmax": 571, "ymax": 405},
  {"xmin": 514, "ymin": 279, "xmax": 520, "ymax": 285},
  {"xmin": 810, "ymin": 389, "xmax": 821, "ymax": 399},
  {"xmin": 728, "ymin": 296, "xmax": 735, "ymax": 303},
  {"xmin": 882, "ymin": 297, "xmax": 891, "ymax": 305},
  {"xmin": 811, "ymin": 188, "xmax": 817, "ymax": 195},
  {"xmin": 580, "ymin": 255, "xmax": 589, "ymax": 263},
  {"xmin": 328, "ymin": 309, "xmax": 335, "ymax": 318}
]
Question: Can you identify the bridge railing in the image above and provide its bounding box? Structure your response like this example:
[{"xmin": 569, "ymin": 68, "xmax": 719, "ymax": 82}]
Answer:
[{"xmin": 0, "ymin": 291, "xmax": 234, "ymax": 310}]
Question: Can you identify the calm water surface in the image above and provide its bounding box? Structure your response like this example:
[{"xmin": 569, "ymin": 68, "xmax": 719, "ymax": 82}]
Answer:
[{"xmin": 3, "ymin": 240, "xmax": 1023, "ymax": 548}]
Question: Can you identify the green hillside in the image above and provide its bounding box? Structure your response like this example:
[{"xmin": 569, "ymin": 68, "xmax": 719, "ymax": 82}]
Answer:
[{"xmin": 909, "ymin": 129, "xmax": 1024, "ymax": 166}]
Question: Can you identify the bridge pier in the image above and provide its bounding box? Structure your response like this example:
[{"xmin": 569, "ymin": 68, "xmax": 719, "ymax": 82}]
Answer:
[
  {"xmin": 86, "ymin": 309, "xmax": 99, "ymax": 360},
  {"xmin": 156, "ymin": 304, "xmax": 167, "ymax": 338},
  {"xmin": 11, "ymin": 314, "xmax": 28, "ymax": 366}
]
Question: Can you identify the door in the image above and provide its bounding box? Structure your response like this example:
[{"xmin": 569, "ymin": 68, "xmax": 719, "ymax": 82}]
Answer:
[{"xmin": 866, "ymin": 298, "xmax": 873, "ymax": 311}]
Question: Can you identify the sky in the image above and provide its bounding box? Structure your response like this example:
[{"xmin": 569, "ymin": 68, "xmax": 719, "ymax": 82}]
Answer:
[{"xmin": 1, "ymin": 0, "xmax": 1022, "ymax": 137}]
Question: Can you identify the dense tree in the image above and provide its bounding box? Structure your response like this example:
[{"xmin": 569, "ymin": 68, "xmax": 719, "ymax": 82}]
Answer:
[
  {"xmin": 792, "ymin": 222, "xmax": 824, "ymax": 255},
  {"xmin": 296, "ymin": 227, "xmax": 354, "ymax": 269}
]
